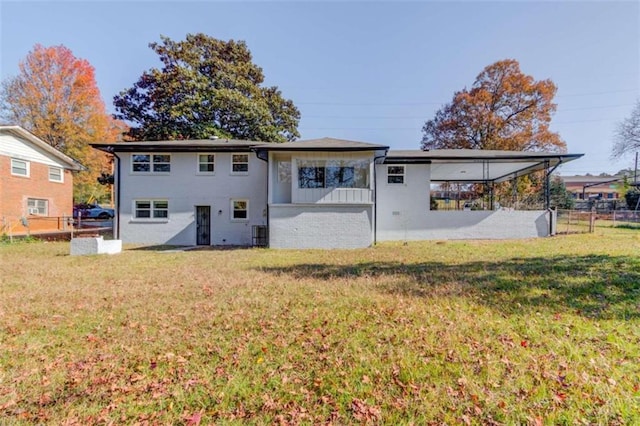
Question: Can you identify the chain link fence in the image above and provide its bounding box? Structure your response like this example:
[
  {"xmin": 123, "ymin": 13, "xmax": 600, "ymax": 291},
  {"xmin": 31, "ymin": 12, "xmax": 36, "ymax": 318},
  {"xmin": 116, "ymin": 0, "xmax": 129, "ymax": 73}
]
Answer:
[{"xmin": 555, "ymin": 209, "xmax": 640, "ymax": 234}]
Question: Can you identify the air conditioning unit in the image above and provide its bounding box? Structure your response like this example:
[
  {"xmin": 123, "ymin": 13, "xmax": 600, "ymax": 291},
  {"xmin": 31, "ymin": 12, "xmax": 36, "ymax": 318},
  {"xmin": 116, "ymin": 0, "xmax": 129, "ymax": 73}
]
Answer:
[{"xmin": 28, "ymin": 208, "xmax": 39, "ymax": 215}]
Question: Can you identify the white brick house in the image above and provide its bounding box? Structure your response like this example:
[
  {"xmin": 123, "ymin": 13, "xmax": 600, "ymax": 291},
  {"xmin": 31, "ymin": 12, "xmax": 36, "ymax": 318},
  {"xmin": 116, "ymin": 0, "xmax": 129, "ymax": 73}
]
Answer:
[{"xmin": 92, "ymin": 138, "xmax": 582, "ymax": 249}]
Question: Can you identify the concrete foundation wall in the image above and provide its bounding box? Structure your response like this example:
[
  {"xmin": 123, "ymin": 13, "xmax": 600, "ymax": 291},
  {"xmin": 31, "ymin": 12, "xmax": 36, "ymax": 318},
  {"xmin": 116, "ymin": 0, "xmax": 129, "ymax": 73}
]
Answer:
[
  {"xmin": 269, "ymin": 204, "xmax": 373, "ymax": 249},
  {"xmin": 376, "ymin": 209, "xmax": 551, "ymax": 241}
]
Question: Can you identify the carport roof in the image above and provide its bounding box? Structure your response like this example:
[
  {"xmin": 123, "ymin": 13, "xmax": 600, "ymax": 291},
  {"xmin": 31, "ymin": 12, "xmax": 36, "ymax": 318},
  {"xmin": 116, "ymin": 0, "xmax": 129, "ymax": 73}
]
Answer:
[{"xmin": 386, "ymin": 149, "xmax": 583, "ymax": 183}]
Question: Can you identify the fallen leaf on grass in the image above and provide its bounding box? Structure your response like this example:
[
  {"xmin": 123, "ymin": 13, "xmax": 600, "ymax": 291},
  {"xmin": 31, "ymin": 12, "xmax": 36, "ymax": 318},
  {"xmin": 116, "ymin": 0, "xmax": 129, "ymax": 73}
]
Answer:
[
  {"xmin": 184, "ymin": 409, "xmax": 203, "ymax": 426},
  {"xmin": 351, "ymin": 398, "xmax": 381, "ymax": 423}
]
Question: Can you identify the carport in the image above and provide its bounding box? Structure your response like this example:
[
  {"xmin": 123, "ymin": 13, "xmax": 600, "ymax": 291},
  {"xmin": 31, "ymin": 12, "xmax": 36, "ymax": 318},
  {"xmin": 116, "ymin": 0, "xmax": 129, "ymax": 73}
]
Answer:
[{"xmin": 385, "ymin": 149, "xmax": 584, "ymax": 210}]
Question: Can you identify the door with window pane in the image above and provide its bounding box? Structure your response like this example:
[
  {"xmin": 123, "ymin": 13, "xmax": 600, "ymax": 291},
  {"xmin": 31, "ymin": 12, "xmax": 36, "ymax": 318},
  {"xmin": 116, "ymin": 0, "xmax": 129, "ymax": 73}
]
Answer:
[{"xmin": 196, "ymin": 206, "xmax": 211, "ymax": 245}]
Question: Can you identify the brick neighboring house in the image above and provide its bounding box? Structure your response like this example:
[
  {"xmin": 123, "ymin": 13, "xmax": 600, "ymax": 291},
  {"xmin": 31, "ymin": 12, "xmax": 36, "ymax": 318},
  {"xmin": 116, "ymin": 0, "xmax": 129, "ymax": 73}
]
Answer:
[
  {"xmin": 560, "ymin": 175, "xmax": 623, "ymax": 200},
  {"xmin": 0, "ymin": 125, "xmax": 83, "ymax": 234}
]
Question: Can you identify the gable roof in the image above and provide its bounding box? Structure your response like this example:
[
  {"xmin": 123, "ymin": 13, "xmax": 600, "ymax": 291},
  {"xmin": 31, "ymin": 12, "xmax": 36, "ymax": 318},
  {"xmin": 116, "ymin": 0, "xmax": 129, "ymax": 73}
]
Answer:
[{"xmin": 0, "ymin": 125, "xmax": 84, "ymax": 171}]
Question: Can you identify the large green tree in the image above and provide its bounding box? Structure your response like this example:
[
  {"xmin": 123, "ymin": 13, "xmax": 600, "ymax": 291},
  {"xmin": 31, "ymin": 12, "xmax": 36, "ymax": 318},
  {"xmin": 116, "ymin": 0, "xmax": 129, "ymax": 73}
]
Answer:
[
  {"xmin": 114, "ymin": 34, "xmax": 300, "ymax": 142},
  {"xmin": 0, "ymin": 44, "xmax": 124, "ymax": 202},
  {"xmin": 421, "ymin": 59, "xmax": 566, "ymax": 153}
]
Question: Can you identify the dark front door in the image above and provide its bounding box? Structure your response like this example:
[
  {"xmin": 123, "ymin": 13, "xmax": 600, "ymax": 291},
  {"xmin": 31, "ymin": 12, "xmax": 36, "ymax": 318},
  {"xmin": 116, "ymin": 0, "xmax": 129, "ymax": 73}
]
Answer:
[{"xmin": 196, "ymin": 206, "xmax": 211, "ymax": 245}]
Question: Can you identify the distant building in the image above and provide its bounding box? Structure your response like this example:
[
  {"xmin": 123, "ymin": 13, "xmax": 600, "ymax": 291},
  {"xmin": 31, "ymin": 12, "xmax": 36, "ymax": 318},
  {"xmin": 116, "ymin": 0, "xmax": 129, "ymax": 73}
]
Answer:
[
  {"xmin": 0, "ymin": 125, "xmax": 83, "ymax": 234},
  {"xmin": 560, "ymin": 175, "xmax": 623, "ymax": 200}
]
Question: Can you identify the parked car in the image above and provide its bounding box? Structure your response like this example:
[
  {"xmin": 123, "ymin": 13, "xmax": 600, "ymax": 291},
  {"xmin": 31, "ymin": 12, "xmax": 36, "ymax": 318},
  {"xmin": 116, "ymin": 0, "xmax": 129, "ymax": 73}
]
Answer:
[{"xmin": 73, "ymin": 203, "xmax": 115, "ymax": 219}]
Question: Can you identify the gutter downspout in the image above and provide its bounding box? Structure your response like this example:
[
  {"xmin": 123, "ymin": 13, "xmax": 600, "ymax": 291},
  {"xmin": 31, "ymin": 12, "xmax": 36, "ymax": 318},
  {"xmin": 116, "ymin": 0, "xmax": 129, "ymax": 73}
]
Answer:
[
  {"xmin": 253, "ymin": 148, "xmax": 269, "ymax": 247},
  {"xmin": 111, "ymin": 150, "xmax": 121, "ymax": 240},
  {"xmin": 372, "ymin": 150, "xmax": 389, "ymax": 246}
]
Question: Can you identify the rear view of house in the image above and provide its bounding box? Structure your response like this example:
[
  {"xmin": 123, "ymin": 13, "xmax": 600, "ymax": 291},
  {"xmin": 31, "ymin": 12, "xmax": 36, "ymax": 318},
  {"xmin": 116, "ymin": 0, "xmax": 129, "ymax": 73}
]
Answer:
[
  {"xmin": 0, "ymin": 125, "xmax": 82, "ymax": 234},
  {"xmin": 92, "ymin": 137, "xmax": 583, "ymax": 249}
]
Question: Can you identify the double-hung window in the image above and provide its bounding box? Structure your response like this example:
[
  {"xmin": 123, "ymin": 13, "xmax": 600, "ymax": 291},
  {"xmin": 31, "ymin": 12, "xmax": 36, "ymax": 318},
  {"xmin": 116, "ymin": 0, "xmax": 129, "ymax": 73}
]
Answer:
[
  {"xmin": 231, "ymin": 154, "xmax": 249, "ymax": 174},
  {"xmin": 27, "ymin": 198, "xmax": 48, "ymax": 215},
  {"xmin": 11, "ymin": 159, "xmax": 29, "ymax": 177},
  {"xmin": 134, "ymin": 200, "xmax": 169, "ymax": 219},
  {"xmin": 49, "ymin": 166, "xmax": 63, "ymax": 182},
  {"xmin": 198, "ymin": 154, "xmax": 215, "ymax": 173},
  {"xmin": 132, "ymin": 154, "xmax": 171, "ymax": 173},
  {"xmin": 387, "ymin": 165, "xmax": 405, "ymax": 184},
  {"xmin": 231, "ymin": 199, "xmax": 248, "ymax": 220},
  {"xmin": 278, "ymin": 161, "xmax": 291, "ymax": 183}
]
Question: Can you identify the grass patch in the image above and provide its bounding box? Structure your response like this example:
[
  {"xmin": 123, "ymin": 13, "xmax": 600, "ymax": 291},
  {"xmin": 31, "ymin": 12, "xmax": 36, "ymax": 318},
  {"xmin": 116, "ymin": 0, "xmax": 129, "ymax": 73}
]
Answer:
[{"xmin": 1, "ymin": 230, "xmax": 640, "ymax": 424}]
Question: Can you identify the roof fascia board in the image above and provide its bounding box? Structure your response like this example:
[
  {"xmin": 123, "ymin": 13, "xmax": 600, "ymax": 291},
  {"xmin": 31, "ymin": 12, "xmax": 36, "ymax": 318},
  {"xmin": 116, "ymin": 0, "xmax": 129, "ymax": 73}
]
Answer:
[
  {"xmin": 387, "ymin": 153, "xmax": 583, "ymax": 162},
  {"xmin": 383, "ymin": 158, "xmax": 432, "ymax": 164},
  {"xmin": 90, "ymin": 144, "xmax": 254, "ymax": 153}
]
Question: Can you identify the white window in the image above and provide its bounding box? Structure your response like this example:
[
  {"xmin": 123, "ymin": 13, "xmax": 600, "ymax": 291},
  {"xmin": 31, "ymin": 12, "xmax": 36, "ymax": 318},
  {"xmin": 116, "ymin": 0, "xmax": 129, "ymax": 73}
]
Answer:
[
  {"xmin": 387, "ymin": 165, "xmax": 405, "ymax": 184},
  {"xmin": 132, "ymin": 154, "xmax": 171, "ymax": 173},
  {"xmin": 49, "ymin": 166, "xmax": 63, "ymax": 182},
  {"xmin": 278, "ymin": 161, "xmax": 291, "ymax": 183},
  {"xmin": 27, "ymin": 198, "xmax": 48, "ymax": 216},
  {"xmin": 134, "ymin": 200, "xmax": 169, "ymax": 219},
  {"xmin": 231, "ymin": 154, "xmax": 249, "ymax": 174},
  {"xmin": 11, "ymin": 159, "xmax": 29, "ymax": 177},
  {"xmin": 197, "ymin": 154, "xmax": 215, "ymax": 173},
  {"xmin": 231, "ymin": 199, "xmax": 248, "ymax": 220}
]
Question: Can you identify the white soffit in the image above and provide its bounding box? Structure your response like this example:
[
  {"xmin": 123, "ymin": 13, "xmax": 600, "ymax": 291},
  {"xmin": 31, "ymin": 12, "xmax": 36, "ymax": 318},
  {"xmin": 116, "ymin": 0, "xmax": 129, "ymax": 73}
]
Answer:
[{"xmin": 430, "ymin": 160, "xmax": 542, "ymax": 182}]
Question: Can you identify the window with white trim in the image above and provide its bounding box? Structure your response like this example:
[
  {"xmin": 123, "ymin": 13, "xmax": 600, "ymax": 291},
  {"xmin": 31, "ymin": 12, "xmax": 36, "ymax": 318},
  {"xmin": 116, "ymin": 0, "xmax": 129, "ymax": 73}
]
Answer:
[
  {"xmin": 297, "ymin": 160, "xmax": 369, "ymax": 189},
  {"xmin": 231, "ymin": 199, "xmax": 248, "ymax": 220},
  {"xmin": 198, "ymin": 154, "xmax": 215, "ymax": 173},
  {"xmin": 278, "ymin": 161, "xmax": 291, "ymax": 183},
  {"xmin": 27, "ymin": 198, "xmax": 48, "ymax": 216},
  {"xmin": 11, "ymin": 159, "xmax": 29, "ymax": 177},
  {"xmin": 387, "ymin": 165, "xmax": 405, "ymax": 184},
  {"xmin": 49, "ymin": 166, "xmax": 63, "ymax": 182},
  {"xmin": 132, "ymin": 154, "xmax": 171, "ymax": 173},
  {"xmin": 134, "ymin": 200, "xmax": 169, "ymax": 219},
  {"xmin": 231, "ymin": 154, "xmax": 249, "ymax": 173}
]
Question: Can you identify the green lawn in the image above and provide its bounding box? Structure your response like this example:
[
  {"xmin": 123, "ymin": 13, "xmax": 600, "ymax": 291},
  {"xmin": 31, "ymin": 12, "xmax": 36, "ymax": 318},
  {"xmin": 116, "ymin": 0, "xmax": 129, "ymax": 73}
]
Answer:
[{"xmin": 1, "ymin": 230, "xmax": 639, "ymax": 424}]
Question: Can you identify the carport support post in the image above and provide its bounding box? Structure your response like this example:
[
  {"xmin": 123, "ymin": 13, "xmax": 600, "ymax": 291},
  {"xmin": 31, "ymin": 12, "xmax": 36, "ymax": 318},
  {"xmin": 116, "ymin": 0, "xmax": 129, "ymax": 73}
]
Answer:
[
  {"xmin": 512, "ymin": 174, "xmax": 518, "ymax": 209},
  {"xmin": 489, "ymin": 182, "xmax": 495, "ymax": 210},
  {"xmin": 544, "ymin": 160, "xmax": 551, "ymax": 210}
]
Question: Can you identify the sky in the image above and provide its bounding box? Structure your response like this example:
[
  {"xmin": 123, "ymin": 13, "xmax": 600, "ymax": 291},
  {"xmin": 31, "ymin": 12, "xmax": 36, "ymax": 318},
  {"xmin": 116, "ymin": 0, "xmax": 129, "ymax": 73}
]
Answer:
[{"xmin": 1, "ymin": 0, "xmax": 638, "ymax": 176}]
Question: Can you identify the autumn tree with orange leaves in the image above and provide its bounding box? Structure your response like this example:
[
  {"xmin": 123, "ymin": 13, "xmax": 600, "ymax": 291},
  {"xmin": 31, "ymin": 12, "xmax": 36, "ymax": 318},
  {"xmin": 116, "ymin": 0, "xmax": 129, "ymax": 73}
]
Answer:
[
  {"xmin": 0, "ymin": 44, "xmax": 125, "ymax": 202},
  {"xmin": 421, "ymin": 59, "xmax": 566, "ymax": 153}
]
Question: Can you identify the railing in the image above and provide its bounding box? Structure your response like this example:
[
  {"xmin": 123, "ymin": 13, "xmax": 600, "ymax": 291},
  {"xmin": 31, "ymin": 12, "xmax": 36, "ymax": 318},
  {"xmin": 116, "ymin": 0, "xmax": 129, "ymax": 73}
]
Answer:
[
  {"xmin": 2, "ymin": 215, "xmax": 74, "ymax": 235},
  {"xmin": 1, "ymin": 215, "xmax": 112, "ymax": 240}
]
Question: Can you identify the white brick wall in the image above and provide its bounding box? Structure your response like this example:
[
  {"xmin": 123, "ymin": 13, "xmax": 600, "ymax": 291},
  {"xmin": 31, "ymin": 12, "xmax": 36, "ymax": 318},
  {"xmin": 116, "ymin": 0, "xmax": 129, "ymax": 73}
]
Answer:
[
  {"xmin": 116, "ymin": 152, "xmax": 267, "ymax": 245},
  {"xmin": 269, "ymin": 204, "xmax": 373, "ymax": 249},
  {"xmin": 376, "ymin": 210, "xmax": 551, "ymax": 241}
]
